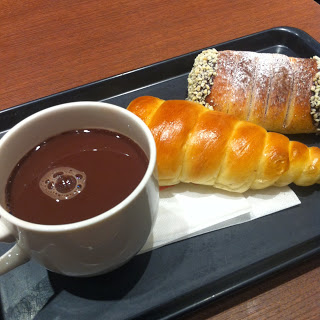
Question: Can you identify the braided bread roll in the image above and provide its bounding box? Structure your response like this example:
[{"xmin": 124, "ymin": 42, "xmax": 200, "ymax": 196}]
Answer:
[
  {"xmin": 127, "ymin": 96, "xmax": 320, "ymax": 193},
  {"xmin": 187, "ymin": 49, "xmax": 320, "ymax": 134}
]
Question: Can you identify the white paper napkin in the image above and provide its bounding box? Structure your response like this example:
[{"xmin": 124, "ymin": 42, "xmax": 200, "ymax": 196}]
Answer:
[{"xmin": 139, "ymin": 183, "xmax": 301, "ymax": 254}]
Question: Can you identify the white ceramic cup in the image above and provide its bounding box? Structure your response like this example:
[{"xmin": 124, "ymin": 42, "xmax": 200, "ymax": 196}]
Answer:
[{"xmin": 0, "ymin": 101, "xmax": 159, "ymax": 277}]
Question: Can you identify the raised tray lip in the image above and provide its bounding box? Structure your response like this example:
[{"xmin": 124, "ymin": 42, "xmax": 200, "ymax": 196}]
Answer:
[
  {"xmin": 143, "ymin": 236, "xmax": 320, "ymax": 320},
  {"xmin": 1, "ymin": 26, "xmax": 320, "ymax": 320}
]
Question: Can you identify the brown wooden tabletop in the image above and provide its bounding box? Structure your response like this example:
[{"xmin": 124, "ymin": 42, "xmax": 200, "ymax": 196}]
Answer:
[{"xmin": 1, "ymin": 0, "xmax": 320, "ymax": 319}]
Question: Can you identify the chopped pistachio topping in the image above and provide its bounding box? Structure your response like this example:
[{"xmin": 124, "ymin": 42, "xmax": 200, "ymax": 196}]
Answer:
[
  {"xmin": 186, "ymin": 48, "xmax": 219, "ymax": 109},
  {"xmin": 311, "ymin": 56, "xmax": 320, "ymax": 131}
]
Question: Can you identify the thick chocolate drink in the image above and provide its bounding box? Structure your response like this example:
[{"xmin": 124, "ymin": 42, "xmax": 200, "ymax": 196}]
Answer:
[{"xmin": 5, "ymin": 129, "xmax": 149, "ymax": 225}]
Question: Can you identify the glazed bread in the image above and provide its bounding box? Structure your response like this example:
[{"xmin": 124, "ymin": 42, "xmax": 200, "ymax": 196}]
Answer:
[
  {"xmin": 187, "ymin": 49, "xmax": 320, "ymax": 134},
  {"xmin": 127, "ymin": 96, "xmax": 320, "ymax": 193}
]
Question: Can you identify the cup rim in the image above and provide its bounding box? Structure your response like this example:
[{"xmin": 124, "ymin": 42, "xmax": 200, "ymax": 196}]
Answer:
[{"xmin": 0, "ymin": 101, "xmax": 158, "ymax": 232}]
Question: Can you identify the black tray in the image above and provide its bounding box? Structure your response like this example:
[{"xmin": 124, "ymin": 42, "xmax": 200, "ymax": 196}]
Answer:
[{"xmin": 1, "ymin": 27, "xmax": 320, "ymax": 320}]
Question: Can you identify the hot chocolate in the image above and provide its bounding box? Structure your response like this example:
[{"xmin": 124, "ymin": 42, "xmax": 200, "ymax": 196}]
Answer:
[{"xmin": 5, "ymin": 129, "xmax": 149, "ymax": 225}]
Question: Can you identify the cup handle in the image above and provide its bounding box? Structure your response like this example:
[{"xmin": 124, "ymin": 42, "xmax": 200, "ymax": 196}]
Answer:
[{"xmin": 0, "ymin": 219, "xmax": 30, "ymax": 275}]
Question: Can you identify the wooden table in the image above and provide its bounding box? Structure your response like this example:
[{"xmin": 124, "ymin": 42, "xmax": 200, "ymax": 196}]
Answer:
[{"xmin": 1, "ymin": 0, "xmax": 320, "ymax": 319}]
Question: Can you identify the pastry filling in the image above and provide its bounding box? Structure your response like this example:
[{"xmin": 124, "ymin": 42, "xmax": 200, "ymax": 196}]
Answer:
[
  {"xmin": 311, "ymin": 56, "xmax": 320, "ymax": 131},
  {"xmin": 187, "ymin": 48, "xmax": 218, "ymax": 109}
]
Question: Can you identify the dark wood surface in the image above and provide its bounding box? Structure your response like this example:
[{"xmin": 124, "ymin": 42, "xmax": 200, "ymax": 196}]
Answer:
[{"xmin": 1, "ymin": 0, "xmax": 320, "ymax": 319}]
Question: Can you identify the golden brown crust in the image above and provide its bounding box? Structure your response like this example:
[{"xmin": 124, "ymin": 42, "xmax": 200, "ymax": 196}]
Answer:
[
  {"xmin": 221, "ymin": 51, "xmax": 257, "ymax": 121},
  {"xmin": 275, "ymin": 141, "xmax": 309, "ymax": 187},
  {"xmin": 247, "ymin": 53, "xmax": 272, "ymax": 127},
  {"xmin": 128, "ymin": 96, "xmax": 320, "ymax": 192},
  {"xmin": 126, "ymin": 96, "xmax": 164, "ymax": 125},
  {"xmin": 285, "ymin": 57, "xmax": 318, "ymax": 133},
  {"xmin": 188, "ymin": 50, "xmax": 319, "ymax": 134},
  {"xmin": 214, "ymin": 120, "xmax": 266, "ymax": 192},
  {"xmin": 181, "ymin": 110, "xmax": 238, "ymax": 185},
  {"xmin": 252, "ymin": 132, "xmax": 290, "ymax": 189},
  {"xmin": 263, "ymin": 54, "xmax": 293, "ymax": 132},
  {"xmin": 206, "ymin": 51, "xmax": 237, "ymax": 113}
]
